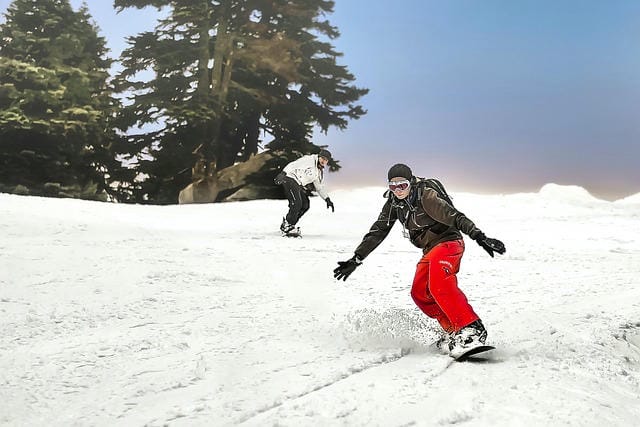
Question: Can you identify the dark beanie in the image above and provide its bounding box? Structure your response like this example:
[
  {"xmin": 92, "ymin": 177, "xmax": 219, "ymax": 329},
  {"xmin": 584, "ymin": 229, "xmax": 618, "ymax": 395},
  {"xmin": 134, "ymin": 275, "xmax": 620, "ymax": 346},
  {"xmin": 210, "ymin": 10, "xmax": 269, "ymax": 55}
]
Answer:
[
  {"xmin": 318, "ymin": 149, "xmax": 332, "ymax": 161},
  {"xmin": 387, "ymin": 163, "xmax": 413, "ymax": 181}
]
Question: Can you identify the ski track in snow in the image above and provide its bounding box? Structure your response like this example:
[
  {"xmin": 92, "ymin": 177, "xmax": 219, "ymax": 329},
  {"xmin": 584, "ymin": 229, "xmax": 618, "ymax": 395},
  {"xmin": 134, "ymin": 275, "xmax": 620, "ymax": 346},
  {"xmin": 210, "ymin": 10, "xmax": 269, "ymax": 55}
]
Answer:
[
  {"xmin": 236, "ymin": 347, "xmax": 448, "ymax": 425},
  {"xmin": 1, "ymin": 187, "xmax": 640, "ymax": 426}
]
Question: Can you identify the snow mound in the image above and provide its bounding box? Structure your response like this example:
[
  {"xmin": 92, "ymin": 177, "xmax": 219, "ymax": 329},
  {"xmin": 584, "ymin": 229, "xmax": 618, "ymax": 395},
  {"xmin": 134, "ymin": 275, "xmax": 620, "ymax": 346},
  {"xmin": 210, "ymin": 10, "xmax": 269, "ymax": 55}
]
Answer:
[
  {"xmin": 538, "ymin": 183, "xmax": 602, "ymax": 203},
  {"xmin": 615, "ymin": 192, "xmax": 640, "ymax": 205}
]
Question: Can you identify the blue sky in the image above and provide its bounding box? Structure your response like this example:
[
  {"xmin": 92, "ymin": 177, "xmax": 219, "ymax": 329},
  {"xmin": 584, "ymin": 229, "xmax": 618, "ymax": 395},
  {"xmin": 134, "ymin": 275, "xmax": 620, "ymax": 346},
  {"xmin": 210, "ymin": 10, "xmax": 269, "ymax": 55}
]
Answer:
[
  {"xmin": 1, "ymin": 0, "xmax": 638, "ymax": 199},
  {"xmin": 321, "ymin": 1, "xmax": 640, "ymax": 199}
]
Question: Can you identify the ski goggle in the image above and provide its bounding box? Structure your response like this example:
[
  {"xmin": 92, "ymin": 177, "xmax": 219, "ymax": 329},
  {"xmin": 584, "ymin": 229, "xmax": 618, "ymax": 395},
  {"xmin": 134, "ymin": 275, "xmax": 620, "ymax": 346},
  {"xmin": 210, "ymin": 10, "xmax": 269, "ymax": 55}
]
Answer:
[{"xmin": 388, "ymin": 180, "xmax": 411, "ymax": 192}]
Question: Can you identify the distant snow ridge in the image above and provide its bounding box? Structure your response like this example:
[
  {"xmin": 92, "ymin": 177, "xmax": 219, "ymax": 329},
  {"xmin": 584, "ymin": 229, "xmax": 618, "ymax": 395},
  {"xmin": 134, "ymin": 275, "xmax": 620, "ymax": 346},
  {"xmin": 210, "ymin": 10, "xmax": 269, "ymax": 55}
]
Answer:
[
  {"xmin": 615, "ymin": 192, "xmax": 640, "ymax": 205},
  {"xmin": 538, "ymin": 183, "xmax": 603, "ymax": 203},
  {"xmin": 339, "ymin": 308, "xmax": 439, "ymax": 353}
]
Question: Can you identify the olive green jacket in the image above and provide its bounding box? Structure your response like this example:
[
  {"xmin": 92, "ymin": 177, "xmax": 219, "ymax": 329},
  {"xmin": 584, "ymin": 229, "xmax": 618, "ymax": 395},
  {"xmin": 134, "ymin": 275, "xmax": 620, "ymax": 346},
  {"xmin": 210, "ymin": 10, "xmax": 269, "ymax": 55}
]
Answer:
[{"xmin": 354, "ymin": 182, "xmax": 481, "ymax": 259}]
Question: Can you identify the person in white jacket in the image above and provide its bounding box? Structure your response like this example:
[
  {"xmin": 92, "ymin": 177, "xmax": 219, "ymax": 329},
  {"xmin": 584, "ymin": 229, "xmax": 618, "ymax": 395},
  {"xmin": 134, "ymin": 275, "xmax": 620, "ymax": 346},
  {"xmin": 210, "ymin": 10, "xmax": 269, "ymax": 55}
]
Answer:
[{"xmin": 274, "ymin": 149, "xmax": 335, "ymax": 233}]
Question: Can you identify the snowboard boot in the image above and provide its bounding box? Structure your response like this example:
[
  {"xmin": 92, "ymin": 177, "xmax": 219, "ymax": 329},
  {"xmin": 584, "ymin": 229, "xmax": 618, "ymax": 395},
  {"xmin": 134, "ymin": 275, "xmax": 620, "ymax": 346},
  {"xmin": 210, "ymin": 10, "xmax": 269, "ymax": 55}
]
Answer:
[
  {"xmin": 448, "ymin": 320, "xmax": 487, "ymax": 357},
  {"xmin": 280, "ymin": 217, "xmax": 295, "ymax": 233}
]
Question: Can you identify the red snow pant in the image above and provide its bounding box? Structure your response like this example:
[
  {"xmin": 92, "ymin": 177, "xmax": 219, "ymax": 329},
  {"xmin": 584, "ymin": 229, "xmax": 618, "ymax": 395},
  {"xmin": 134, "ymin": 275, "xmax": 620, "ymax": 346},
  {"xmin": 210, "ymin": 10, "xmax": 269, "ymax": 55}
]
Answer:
[{"xmin": 410, "ymin": 239, "xmax": 479, "ymax": 333}]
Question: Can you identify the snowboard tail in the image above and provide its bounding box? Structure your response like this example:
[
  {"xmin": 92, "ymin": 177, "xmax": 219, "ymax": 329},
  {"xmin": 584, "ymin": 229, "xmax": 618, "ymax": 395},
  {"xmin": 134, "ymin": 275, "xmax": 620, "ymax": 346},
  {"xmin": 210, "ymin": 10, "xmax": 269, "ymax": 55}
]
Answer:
[{"xmin": 452, "ymin": 345, "xmax": 495, "ymax": 362}]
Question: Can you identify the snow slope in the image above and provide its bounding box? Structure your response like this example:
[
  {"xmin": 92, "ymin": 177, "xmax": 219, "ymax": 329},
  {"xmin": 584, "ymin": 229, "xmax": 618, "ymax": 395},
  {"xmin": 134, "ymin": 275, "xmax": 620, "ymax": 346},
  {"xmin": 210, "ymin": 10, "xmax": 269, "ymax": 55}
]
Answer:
[{"xmin": 1, "ymin": 185, "xmax": 639, "ymax": 426}]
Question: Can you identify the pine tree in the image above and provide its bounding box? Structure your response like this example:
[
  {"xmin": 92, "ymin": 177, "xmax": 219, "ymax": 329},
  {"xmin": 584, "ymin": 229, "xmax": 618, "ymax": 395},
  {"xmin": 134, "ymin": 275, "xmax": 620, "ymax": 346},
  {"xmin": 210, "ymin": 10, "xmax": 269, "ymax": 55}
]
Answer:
[
  {"xmin": 114, "ymin": 0, "xmax": 367, "ymax": 203},
  {"xmin": 0, "ymin": 0, "xmax": 121, "ymax": 200}
]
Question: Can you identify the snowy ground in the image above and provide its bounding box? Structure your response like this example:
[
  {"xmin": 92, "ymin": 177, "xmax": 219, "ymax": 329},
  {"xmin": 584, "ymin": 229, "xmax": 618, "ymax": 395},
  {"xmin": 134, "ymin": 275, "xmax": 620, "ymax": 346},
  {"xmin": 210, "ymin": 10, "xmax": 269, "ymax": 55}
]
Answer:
[{"xmin": 1, "ymin": 184, "xmax": 640, "ymax": 426}]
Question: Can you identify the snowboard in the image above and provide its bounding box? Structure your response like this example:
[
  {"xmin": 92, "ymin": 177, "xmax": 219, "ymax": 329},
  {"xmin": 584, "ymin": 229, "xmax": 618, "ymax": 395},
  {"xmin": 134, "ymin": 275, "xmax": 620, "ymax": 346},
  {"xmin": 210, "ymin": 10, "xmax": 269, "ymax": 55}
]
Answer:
[
  {"xmin": 452, "ymin": 345, "xmax": 495, "ymax": 362},
  {"xmin": 282, "ymin": 228, "xmax": 301, "ymax": 238}
]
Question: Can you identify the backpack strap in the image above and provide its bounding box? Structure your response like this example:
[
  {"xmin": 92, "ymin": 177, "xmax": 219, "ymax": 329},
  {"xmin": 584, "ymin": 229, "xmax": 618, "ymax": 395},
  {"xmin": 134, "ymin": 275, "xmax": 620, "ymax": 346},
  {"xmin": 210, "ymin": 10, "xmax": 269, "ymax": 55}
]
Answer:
[{"xmin": 415, "ymin": 177, "xmax": 454, "ymax": 206}]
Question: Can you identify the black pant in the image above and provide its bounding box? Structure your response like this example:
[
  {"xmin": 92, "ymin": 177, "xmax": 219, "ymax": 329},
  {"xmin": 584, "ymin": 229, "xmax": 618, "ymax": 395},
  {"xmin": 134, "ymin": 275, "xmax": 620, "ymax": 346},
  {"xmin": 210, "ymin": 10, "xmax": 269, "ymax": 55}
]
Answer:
[{"xmin": 280, "ymin": 176, "xmax": 309, "ymax": 226}]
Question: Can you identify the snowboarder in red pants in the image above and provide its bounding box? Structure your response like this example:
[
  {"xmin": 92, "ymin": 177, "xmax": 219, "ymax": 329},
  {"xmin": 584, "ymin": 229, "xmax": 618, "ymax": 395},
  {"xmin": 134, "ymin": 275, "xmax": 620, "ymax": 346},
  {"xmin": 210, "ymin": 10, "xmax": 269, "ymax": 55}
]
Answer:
[{"xmin": 333, "ymin": 163, "xmax": 506, "ymax": 357}]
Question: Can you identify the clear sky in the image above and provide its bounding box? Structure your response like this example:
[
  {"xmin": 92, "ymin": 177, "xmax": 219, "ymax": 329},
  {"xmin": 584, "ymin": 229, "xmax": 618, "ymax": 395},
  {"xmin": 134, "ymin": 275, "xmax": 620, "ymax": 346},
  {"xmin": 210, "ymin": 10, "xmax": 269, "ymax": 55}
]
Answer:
[{"xmin": 2, "ymin": 0, "xmax": 638, "ymax": 199}]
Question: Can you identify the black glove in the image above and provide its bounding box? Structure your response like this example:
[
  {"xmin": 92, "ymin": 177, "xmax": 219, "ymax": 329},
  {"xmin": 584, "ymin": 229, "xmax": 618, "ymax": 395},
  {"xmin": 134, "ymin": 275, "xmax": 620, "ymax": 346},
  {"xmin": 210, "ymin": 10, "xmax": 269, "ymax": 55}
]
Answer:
[
  {"xmin": 325, "ymin": 197, "xmax": 335, "ymax": 212},
  {"xmin": 333, "ymin": 255, "xmax": 362, "ymax": 281},
  {"xmin": 471, "ymin": 230, "xmax": 506, "ymax": 258}
]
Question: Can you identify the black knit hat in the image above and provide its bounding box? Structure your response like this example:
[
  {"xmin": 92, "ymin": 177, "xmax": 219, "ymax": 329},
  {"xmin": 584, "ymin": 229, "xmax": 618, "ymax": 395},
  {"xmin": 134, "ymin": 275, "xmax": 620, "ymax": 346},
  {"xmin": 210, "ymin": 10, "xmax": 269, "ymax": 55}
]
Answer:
[
  {"xmin": 318, "ymin": 149, "xmax": 332, "ymax": 161},
  {"xmin": 387, "ymin": 163, "xmax": 413, "ymax": 181}
]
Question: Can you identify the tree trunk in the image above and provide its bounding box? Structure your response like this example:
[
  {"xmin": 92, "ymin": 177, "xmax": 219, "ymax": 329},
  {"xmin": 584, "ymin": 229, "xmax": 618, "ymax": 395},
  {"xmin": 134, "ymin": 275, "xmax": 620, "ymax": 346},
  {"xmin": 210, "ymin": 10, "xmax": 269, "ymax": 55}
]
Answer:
[
  {"xmin": 220, "ymin": 44, "xmax": 234, "ymax": 103},
  {"xmin": 178, "ymin": 150, "xmax": 276, "ymax": 204},
  {"xmin": 206, "ymin": 3, "xmax": 232, "ymax": 164},
  {"xmin": 196, "ymin": 2, "xmax": 210, "ymax": 97},
  {"xmin": 210, "ymin": 4, "xmax": 228, "ymax": 98},
  {"xmin": 242, "ymin": 110, "xmax": 261, "ymax": 161}
]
